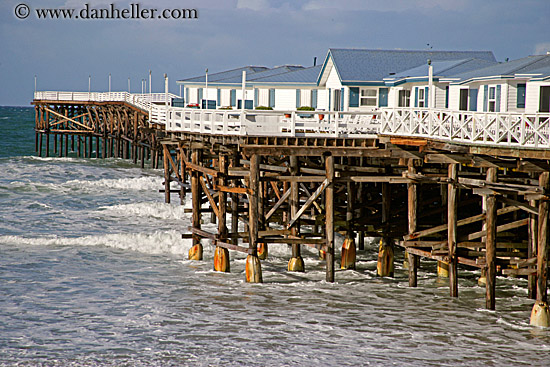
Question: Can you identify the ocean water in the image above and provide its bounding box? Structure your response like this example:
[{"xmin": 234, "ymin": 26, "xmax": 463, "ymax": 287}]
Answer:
[{"xmin": 1, "ymin": 106, "xmax": 549, "ymax": 366}]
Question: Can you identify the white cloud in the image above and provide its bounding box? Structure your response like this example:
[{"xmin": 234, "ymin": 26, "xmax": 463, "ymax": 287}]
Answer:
[
  {"xmin": 303, "ymin": 0, "xmax": 469, "ymax": 11},
  {"xmin": 237, "ymin": 0, "xmax": 271, "ymax": 11},
  {"xmin": 535, "ymin": 43, "xmax": 550, "ymax": 55}
]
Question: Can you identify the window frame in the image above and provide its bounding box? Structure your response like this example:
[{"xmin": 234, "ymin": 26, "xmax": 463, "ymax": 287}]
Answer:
[
  {"xmin": 398, "ymin": 89, "xmax": 411, "ymax": 107},
  {"xmin": 360, "ymin": 88, "xmax": 378, "ymax": 107}
]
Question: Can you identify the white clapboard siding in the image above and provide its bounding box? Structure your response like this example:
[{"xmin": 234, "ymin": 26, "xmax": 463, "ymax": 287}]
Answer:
[
  {"xmin": 275, "ymin": 89, "xmax": 297, "ymax": 110},
  {"xmin": 525, "ymin": 82, "xmax": 541, "ymax": 113},
  {"xmin": 326, "ymin": 66, "xmax": 342, "ymax": 89}
]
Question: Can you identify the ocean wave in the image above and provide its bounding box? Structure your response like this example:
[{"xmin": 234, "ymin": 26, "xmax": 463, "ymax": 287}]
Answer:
[
  {"xmin": 0, "ymin": 230, "xmax": 191, "ymax": 256},
  {"xmin": 97, "ymin": 202, "xmax": 189, "ymax": 220},
  {"xmin": 65, "ymin": 176, "xmax": 163, "ymax": 192}
]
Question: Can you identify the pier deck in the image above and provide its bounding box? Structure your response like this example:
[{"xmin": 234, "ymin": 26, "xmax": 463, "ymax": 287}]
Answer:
[{"xmin": 32, "ymin": 91, "xmax": 550, "ymax": 317}]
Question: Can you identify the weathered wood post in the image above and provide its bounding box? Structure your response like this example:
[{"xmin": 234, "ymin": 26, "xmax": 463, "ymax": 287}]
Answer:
[
  {"xmin": 288, "ymin": 156, "xmax": 304, "ymax": 271},
  {"xmin": 448, "ymin": 164, "xmax": 459, "ymax": 297},
  {"xmin": 408, "ymin": 160, "xmax": 419, "ymax": 287},
  {"xmin": 325, "ymin": 154, "xmax": 335, "ymax": 282},
  {"xmin": 245, "ymin": 154, "xmax": 262, "ymax": 283},
  {"xmin": 231, "ymin": 151, "xmax": 240, "ymax": 246},
  {"xmin": 529, "ymin": 196, "xmax": 538, "ymax": 300},
  {"xmin": 163, "ymin": 145, "xmax": 171, "ymax": 204},
  {"xmin": 341, "ymin": 180, "xmax": 356, "ymax": 270},
  {"xmin": 531, "ymin": 171, "xmax": 550, "ymax": 327},
  {"xmin": 377, "ymin": 179, "xmax": 394, "ymax": 277},
  {"xmin": 257, "ymin": 166, "xmax": 268, "ymax": 260},
  {"xmin": 179, "ymin": 144, "xmax": 186, "ymax": 205},
  {"xmin": 438, "ymin": 183, "xmax": 449, "ymax": 277},
  {"xmin": 214, "ymin": 153, "xmax": 230, "ymax": 272},
  {"xmin": 189, "ymin": 149, "xmax": 203, "ymax": 261},
  {"xmin": 485, "ymin": 167, "xmax": 498, "ymax": 310}
]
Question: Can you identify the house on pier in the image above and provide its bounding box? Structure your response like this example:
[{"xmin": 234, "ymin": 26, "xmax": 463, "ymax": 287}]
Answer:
[
  {"xmin": 316, "ymin": 48, "xmax": 497, "ymax": 112},
  {"xmin": 444, "ymin": 54, "xmax": 550, "ymax": 113},
  {"xmin": 176, "ymin": 64, "xmax": 327, "ymax": 110}
]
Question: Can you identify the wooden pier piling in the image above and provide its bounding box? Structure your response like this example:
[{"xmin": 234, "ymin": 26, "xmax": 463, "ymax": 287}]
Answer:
[{"xmin": 32, "ymin": 93, "xmax": 550, "ymax": 325}]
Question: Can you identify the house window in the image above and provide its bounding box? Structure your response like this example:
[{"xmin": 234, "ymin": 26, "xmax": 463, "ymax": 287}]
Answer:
[
  {"xmin": 488, "ymin": 86, "xmax": 496, "ymax": 112},
  {"xmin": 418, "ymin": 88, "xmax": 425, "ymax": 107},
  {"xmin": 360, "ymin": 89, "xmax": 377, "ymax": 107},
  {"xmin": 398, "ymin": 90, "xmax": 410, "ymax": 107}
]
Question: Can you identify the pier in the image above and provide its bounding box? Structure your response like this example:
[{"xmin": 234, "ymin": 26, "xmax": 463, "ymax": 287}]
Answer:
[{"xmin": 33, "ymin": 90, "xmax": 550, "ymax": 325}]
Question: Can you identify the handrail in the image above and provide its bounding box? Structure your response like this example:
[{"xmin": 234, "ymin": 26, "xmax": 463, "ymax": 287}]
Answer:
[
  {"xmin": 33, "ymin": 91, "xmax": 550, "ymax": 146},
  {"xmin": 379, "ymin": 108, "xmax": 550, "ymax": 149}
]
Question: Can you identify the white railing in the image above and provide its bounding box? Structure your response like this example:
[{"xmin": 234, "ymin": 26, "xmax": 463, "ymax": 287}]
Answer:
[
  {"xmin": 165, "ymin": 108, "xmax": 380, "ymax": 137},
  {"xmin": 34, "ymin": 92, "xmax": 550, "ymax": 147},
  {"xmin": 380, "ymin": 108, "xmax": 550, "ymax": 149},
  {"xmin": 34, "ymin": 91, "xmax": 179, "ymax": 124}
]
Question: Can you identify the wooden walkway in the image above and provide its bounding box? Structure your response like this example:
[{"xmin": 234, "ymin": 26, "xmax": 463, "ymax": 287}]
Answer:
[{"xmin": 33, "ymin": 91, "xmax": 550, "ymax": 322}]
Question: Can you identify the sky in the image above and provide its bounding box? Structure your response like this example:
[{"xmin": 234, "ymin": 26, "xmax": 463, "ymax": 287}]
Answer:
[{"xmin": 1, "ymin": 0, "xmax": 549, "ymax": 106}]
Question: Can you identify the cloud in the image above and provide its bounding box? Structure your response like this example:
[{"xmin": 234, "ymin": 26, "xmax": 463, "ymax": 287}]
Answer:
[
  {"xmin": 535, "ymin": 43, "xmax": 550, "ymax": 55},
  {"xmin": 302, "ymin": 0, "xmax": 469, "ymax": 11},
  {"xmin": 237, "ymin": 0, "xmax": 270, "ymax": 11}
]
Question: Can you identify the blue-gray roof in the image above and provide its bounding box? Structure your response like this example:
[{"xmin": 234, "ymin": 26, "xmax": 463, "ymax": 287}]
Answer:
[
  {"xmin": 322, "ymin": 49, "xmax": 497, "ymax": 84},
  {"xmin": 385, "ymin": 58, "xmax": 497, "ymax": 84},
  {"xmin": 178, "ymin": 66, "xmax": 269, "ymax": 83},
  {"xmin": 252, "ymin": 65, "xmax": 322, "ymax": 84},
  {"xmin": 451, "ymin": 55, "xmax": 550, "ymax": 83},
  {"xmin": 213, "ymin": 65, "xmax": 305, "ymax": 84}
]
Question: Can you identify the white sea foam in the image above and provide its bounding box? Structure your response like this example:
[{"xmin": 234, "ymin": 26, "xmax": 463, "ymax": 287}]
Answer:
[
  {"xmin": 65, "ymin": 176, "xmax": 163, "ymax": 191},
  {"xmin": 0, "ymin": 230, "xmax": 191, "ymax": 256},
  {"xmin": 98, "ymin": 202, "xmax": 189, "ymax": 221}
]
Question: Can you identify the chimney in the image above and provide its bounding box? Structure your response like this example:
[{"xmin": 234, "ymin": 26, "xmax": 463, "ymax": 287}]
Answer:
[{"xmin": 313, "ymin": 57, "xmax": 317, "ymax": 66}]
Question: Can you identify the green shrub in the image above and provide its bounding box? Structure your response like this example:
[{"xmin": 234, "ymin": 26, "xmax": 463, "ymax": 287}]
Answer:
[
  {"xmin": 297, "ymin": 106, "xmax": 315, "ymax": 111},
  {"xmin": 219, "ymin": 106, "xmax": 233, "ymax": 110},
  {"xmin": 255, "ymin": 106, "xmax": 273, "ymax": 110}
]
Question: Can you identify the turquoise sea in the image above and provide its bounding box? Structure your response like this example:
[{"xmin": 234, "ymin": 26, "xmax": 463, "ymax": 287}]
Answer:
[{"xmin": 0, "ymin": 106, "xmax": 549, "ymax": 366}]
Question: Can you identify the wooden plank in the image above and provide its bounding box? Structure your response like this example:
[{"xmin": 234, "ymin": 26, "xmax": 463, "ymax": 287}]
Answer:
[
  {"xmin": 466, "ymin": 218, "xmax": 529, "ymax": 241},
  {"xmin": 405, "ymin": 206, "xmax": 520, "ymax": 240},
  {"xmin": 200, "ymin": 175, "xmax": 219, "ymax": 219},
  {"xmin": 349, "ymin": 176, "xmax": 412, "ymax": 184},
  {"xmin": 448, "ymin": 163, "xmax": 458, "ymax": 297},
  {"xmin": 485, "ymin": 167, "xmax": 497, "ymax": 310},
  {"xmin": 45, "ymin": 107, "xmax": 93, "ymax": 131},
  {"xmin": 214, "ymin": 184, "xmax": 250, "ymax": 195},
  {"xmin": 537, "ymin": 172, "xmax": 549, "ymax": 302},
  {"xmin": 242, "ymin": 145, "xmax": 390, "ymax": 158},
  {"xmin": 408, "ymin": 160, "xmax": 418, "ymax": 287},
  {"xmin": 191, "ymin": 150, "xmax": 201, "ymax": 248},
  {"xmin": 500, "ymin": 196, "xmax": 538, "ymax": 215},
  {"xmin": 502, "ymin": 268, "xmax": 537, "ymax": 276},
  {"xmin": 260, "ymin": 238, "xmax": 325, "ymax": 244},
  {"xmin": 272, "ymin": 176, "xmax": 327, "ymax": 182},
  {"xmin": 326, "ymin": 155, "xmax": 335, "ymax": 282},
  {"xmin": 288, "ymin": 179, "xmax": 330, "ymax": 229},
  {"xmin": 265, "ymin": 188, "xmax": 291, "ymax": 222}
]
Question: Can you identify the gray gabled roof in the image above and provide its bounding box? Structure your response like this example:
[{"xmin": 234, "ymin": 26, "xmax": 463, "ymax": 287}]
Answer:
[
  {"xmin": 211, "ymin": 65, "xmax": 305, "ymax": 84},
  {"xmin": 251, "ymin": 65, "xmax": 322, "ymax": 84},
  {"xmin": 451, "ymin": 55, "xmax": 550, "ymax": 83},
  {"xmin": 178, "ymin": 66, "xmax": 269, "ymax": 83},
  {"xmin": 384, "ymin": 58, "xmax": 497, "ymax": 84},
  {"xmin": 320, "ymin": 48, "xmax": 497, "ymax": 84}
]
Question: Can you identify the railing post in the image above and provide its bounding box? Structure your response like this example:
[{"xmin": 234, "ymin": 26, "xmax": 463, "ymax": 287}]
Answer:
[{"xmin": 291, "ymin": 112, "xmax": 296, "ymax": 136}]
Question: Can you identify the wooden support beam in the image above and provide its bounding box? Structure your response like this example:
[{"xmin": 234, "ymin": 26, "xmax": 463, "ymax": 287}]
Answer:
[
  {"xmin": 288, "ymin": 179, "xmax": 330, "ymax": 229},
  {"xmin": 485, "ymin": 168, "xmax": 497, "ymax": 310},
  {"xmin": 408, "ymin": 160, "xmax": 419, "ymax": 287},
  {"xmin": 191, "ymin": 150, "xmax": 202, "ymax": 248},
  {"xmin": 448, "ymin": 164, "xmax": 459, "ymax": 297},
  {"xmin": 163, "ymin": 145, "xmax": 171, "ymax": 204},
  {"xmin": 529, "ymin": 195, "xmax": 538, "ymax": 300},
  {"xmin": 405, "ymin": 206, "xmax": 520, "ymax": 240},
  {"xmin": 248, "ymin": 154, "xmax": 260, "ymax": 257},
  {"xmin": 200, "ymin": 175, "xmax": 219, "ymax": 219},
  {"xmin": 265, "ymin": 188, "xmax": 291, "ymax": 222},
  {"xmin": 466, "ymin": 219, "xmax": 529, "ymax": 241},
  {"xmin": 231, "ymin": 151, "xmax": 240, "ymax": 246},
  {"xmin": 537, "ymin": 172, "xmax": 549, "ymax": 303},
  {"xmin": 326, "ymin": 154, "xmax": 335, "ymax": 283}
]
